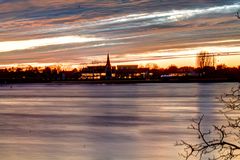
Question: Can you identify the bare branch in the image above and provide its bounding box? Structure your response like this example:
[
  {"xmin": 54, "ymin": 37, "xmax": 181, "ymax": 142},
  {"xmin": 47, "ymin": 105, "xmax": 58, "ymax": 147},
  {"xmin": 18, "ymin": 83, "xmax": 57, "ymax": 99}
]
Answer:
[{"xmin": 179, "ymin": 85, "xmax": 240, "ymax": 160}]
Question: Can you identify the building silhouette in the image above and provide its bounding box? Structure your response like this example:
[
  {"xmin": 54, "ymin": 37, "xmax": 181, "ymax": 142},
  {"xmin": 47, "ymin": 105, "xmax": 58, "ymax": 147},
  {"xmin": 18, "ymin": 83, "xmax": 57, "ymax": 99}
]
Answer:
[
  {"xmin": 81, "ymin": 54, "xmax": 114, "ymax": 80},
  {"xmin": 105, "ymin": 54, "xmax": 112, "ymax": 80},
  {"xmin": 80, "ymin": 54, "xmax": 151, "ymax": 80}
]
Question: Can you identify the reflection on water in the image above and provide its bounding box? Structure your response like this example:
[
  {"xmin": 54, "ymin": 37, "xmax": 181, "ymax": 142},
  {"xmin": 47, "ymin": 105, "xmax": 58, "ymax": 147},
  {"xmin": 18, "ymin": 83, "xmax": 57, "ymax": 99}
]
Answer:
[{"xmin": 0, "ymin": 83, "xmax": 238, "ymax": 160}]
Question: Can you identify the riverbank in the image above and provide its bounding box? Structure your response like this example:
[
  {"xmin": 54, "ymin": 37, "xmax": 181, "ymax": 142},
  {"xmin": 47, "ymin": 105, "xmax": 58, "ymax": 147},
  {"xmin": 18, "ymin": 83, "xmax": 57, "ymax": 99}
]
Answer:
[
  {"xmin": 52, "ymin": 77, "xmax": 239, "ymax": 84},
  {"xmin": 1, "ymin": 77, "xmax": 239, "ymax": 84}
]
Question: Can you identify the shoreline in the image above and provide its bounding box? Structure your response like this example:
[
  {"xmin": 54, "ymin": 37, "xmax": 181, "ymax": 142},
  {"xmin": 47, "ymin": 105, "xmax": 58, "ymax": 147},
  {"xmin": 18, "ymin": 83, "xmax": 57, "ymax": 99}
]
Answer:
[
  {"xmin": 52, "ymin": 79, "xmax": 240, "ymax": 84},
  {"xmin": 1, "ymin": 78, "xmax": 239, "ymax": 84}
]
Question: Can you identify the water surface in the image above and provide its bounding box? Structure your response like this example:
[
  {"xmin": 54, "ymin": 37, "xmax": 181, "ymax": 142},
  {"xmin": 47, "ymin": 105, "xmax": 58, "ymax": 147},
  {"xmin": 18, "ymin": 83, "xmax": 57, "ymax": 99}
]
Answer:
[{"xmin": 0, "ymin": 83, "xmax": 238, "ymax": 160}]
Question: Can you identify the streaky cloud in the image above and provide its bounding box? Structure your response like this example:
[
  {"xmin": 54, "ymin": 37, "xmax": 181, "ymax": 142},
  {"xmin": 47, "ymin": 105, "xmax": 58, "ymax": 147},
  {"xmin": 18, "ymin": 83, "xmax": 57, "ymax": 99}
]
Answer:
[
  {"xmin": 91, "ymin": 2, "xmax": 240, "ymax": 26},
  {"xmin": 20, "ymin": 2, "xmax": 238, "ymax": 35},
  {"xmin": 0, "ymin": 36, "xmax": 104, "ymax": 52}
]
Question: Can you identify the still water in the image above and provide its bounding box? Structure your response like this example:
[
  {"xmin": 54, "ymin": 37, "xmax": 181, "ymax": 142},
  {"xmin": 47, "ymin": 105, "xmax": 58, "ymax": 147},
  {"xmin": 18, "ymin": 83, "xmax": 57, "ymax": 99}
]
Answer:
[{"xmin": 0, "ymin": 83, "xmax": 238, "ymax": 160}]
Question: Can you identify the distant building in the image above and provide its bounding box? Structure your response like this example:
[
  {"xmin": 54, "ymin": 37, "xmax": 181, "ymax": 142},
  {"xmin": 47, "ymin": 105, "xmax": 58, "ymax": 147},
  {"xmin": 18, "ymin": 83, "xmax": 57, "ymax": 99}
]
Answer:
[
  {"xmin": 81, "ymin": 66, "xmax": 106, "ymax": 80},
  {"xmin": 116, "ymin": 65, "xmax": 149, "ymax": 79},
  {"xmin": 81, "ymin": 54, "xmax": 113, "ymax": 80},
  {"xmin": 81, "ymin": 55, "xmax": 150, "ymax": 80},
  {"xmin": 117, "ymin": 65, "xmax": 138, "ymax": 70}
]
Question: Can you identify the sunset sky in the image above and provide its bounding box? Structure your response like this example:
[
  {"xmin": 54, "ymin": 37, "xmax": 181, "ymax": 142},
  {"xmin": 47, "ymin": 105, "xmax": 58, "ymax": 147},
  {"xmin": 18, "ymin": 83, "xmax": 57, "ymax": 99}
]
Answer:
[{"xmin": 0, "ymin": 0, "xmax": 240, "ymax": 68}]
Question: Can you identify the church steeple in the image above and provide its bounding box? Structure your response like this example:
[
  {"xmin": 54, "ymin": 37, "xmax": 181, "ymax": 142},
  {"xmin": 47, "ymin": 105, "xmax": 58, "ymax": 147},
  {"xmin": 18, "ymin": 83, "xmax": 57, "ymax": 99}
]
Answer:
[
  {"xmin": 106, "ymin": 53, "xmax": 111, "ymax": 67},
  {"xmin": 105, "ymin": 53, "xmax": 112, "ymax": 80}
]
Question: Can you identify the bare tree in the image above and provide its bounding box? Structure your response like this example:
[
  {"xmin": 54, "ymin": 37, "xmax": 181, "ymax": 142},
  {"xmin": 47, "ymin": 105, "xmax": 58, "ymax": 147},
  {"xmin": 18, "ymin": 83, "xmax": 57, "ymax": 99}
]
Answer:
[
  {"xmin": 177, "ymin": 86, "xmax": 240, "ymax": 160},
  {"xmin": 196, "ymin": 51, "xmax": 215, "ymax": 69},
  {"xmin": 236, "ymin": 12, "xmax": 240, "ymax": 19},
  {"xmin": 145, "ymin": 63, "xmax": 159, "ymax": 69}
]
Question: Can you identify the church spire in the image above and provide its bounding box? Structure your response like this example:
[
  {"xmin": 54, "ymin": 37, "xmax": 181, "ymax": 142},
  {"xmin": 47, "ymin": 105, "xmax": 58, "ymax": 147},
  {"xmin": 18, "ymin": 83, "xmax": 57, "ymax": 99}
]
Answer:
[
  {"xmin": 106, "ymin": 53, "xmax": 111, "ymax": 67},
  {"xmin": 105, "ymin": 53, "xmax": 112, "ymax": 80}
]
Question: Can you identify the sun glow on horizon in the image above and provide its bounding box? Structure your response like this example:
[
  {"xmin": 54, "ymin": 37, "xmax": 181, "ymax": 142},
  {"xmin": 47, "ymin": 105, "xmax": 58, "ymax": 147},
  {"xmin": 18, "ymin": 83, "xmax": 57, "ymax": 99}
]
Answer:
[{"xmin": 0, "ymin": 47, "xmax": 238, "ymax": 69}]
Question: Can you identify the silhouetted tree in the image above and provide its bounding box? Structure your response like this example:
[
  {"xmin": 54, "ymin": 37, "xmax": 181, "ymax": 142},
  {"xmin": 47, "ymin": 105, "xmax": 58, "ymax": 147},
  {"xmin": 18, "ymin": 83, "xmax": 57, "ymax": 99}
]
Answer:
[
  {"xmin": 178, "ymin": 86, "xmax": 240, "ymax": 160},
  {"xmin": 167, "ymin": 65, "xmax": 178, "ymax": 73},
  {"xmin": 197, "ymin": 51, "xmax": 215, "ymax": 69},
  {"xmin": 145, "ymin": 63, "xmax": 159, "ymax": 69},
  {"xmin": 42, "ymin": 67, "xmax": 52, "ymax": 81},
  {"xmin": 217, "ymin": 64, "xmax": 227, "ymax": 70}
]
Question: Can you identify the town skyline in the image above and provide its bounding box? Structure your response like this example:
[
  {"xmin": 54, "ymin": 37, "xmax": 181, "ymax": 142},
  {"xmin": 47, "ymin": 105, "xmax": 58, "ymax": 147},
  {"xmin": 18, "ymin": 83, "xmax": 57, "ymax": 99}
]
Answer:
[
  {"xmin": 0, "ymin": 53, "xmax": 239, "ymax": 84},
  {"xmin": 0, "ymin": 1, "xmax": 240, "ymax": 68}
]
